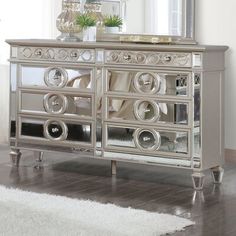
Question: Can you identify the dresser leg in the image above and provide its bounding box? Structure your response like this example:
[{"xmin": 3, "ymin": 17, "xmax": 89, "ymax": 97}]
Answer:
[
  {"xmin": 111, "ymin": 160, "xmax": 117, "ymax": 175},
  {"xmin": 211, "ymin": 166, "xmax": 224, "ymax": 184},
  {"xmin": 34, "ymin": 151, "xmax": 44, "ymax": 169},
  {"xmin": 192, "ymin": 172, "xmax": 205, "ymax": 190},
  {"xmin": 10, "ymin": 148, "xmax": 21, "ymax": 167}
]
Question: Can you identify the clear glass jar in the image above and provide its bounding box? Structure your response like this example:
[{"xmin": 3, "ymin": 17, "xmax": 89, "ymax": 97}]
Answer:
[
  {"xmin": 56, "ymin": 0, "xmax": 82, "ymax": 41},
  {"xmin": 84, "ymin": 0, "xmax": 103, "ymax": 27}
]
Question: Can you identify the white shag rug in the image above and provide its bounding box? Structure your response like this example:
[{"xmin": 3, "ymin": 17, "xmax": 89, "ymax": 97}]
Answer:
[{"xmin": 0, "ymin": 185, "xmax": 194, "ymax": 236}]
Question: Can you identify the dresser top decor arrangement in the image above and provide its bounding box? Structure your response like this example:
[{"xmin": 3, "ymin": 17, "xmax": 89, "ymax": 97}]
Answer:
[
  {"xmin": 56, "ymin": 0, "xmax": 196, "ymax": 44},
  {"xmin": 6, "ymin": 0, "xmax": 228, "ymax": 190}
]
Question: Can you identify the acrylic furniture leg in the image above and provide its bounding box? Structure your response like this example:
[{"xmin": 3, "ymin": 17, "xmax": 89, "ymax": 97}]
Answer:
[
  {"xmin": 10, "ymin": 148, "xmax": 21, "ymax": 167},
  {"xmin": 111, "ymin": 160, "xmax": 117, "ymax": 175},
  {"xmin": 211, "ymin": 166, "xmax": 224, "ymax": 184},
  {"xmin": 34, "ymin": 151, "xmax": 44, "ymax": 169},
  {"xmin": 192, "ymin": 172, "xmax": 205, "ymax": 190}
]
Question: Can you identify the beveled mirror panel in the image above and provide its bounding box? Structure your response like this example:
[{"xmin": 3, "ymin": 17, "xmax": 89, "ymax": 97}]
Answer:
[
  {"xmin": 106, "ymin": 97, "xmax": 189, "ymax": 125},
  {"xmin": 19, "ymin": 117, "xmax": 93, "ymax": 145},
  {"xmin": 106, "ymin": 70, "xmax": 191, "ymax": 97},
  {"xmin": 20, "ymin": 65, "xmax": 94, "ymax": 91},
  {"xmin": 20, "ymin": 92, "xmax": 93, "ymax": 117},
  {"xmin": 105, "ymin": 125, "xmax": 189, "ymax": 156}
]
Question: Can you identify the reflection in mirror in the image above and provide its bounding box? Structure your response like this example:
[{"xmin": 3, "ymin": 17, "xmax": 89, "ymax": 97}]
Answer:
[
  {"xmin": 21, "ymin": 93, "xmax": 93, "ymax": 117},
  {"xmin": 107, "ymin": 70, "xmax": 190, "ymax": 97},
  {"xmin": 21, "ymin": 66, "xmax": 93, "ymax": 90},
  {"xmin": 99, "ymin": 0, "xmax": 194, "ymax": 40},
  {"xmin": 20, "ymin": 118, "xmax": 92, "ymax": 144},
  {"xmin": 106, "ymin": 126, "xmax": 189, "ymax": 154},
  {"xmin": 10, "ymin": 64, "xmax": 17, "ymax": 138},
  {"xmin": 107, "ymin": 98, "xmax": 189, "ymax": 125}
]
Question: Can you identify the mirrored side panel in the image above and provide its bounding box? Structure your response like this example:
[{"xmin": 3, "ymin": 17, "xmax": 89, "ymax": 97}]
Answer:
[
  {"xmin": 194, "ymin": 74, "xmax": 201, "ymax": 158},
  {"xmin": 20, "ymin": 65, "xmax": 94, "ymax": 91},
  {"xmin": 20, "ymin": 92, "xmax": 93, "ymax": 118},
  {"xmin": 10, "ymin": 63, "xmax": 17, "ymax": 139},
  {"xmin": 105, "ymin": 124, "xmax": 189, "ymax": 157},
  {"xmin": 106, "ymin": 70, "xmax": 190, "ymax": 97}
]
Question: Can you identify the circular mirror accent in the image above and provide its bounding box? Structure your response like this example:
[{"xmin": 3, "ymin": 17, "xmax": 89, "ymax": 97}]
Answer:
[
  {"xmin": 22, "ymin": 48, "xmax": 32, "ymax": 58},
  {"xmin": 81, "ymin": 50, "xmax": 92, "ymax": 62},
  {"xmin": 134, "ymin": 128, "xmax": 161, "ymax": 151},
  {"xmin": 70, "ymin": 50, "xmax": 80, "ymax": 60},
  {"xmin": 43, "ymin": 93, "xmax": 68, "ymax": 114},
  {"xmin": 133, "ymin": 72, "xmax": 161, "ymax": 94},
  {"xmin": 147, "ymin": 54, "xmax": 160, "ymax": 64},
  {"xmin": 136, "ymin": 53, "xmax": 146, "ymax": 64},
  {"xmin": 133, "ymin": 100, "xmax": 160, "ymax": 122},
  {"xmin": 44, "ymin": 120, "xmax": 68, "ymax": 141},
  {"xmin": 34, "ymin": 48, "xmax": 43, "ymax": 58},
  {"xmin": 44, "ymin": 67, "xmax": 68, "ymax": 88}
]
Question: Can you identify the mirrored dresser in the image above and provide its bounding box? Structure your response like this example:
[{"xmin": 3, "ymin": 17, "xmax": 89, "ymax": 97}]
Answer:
[{"xmin": 7, "ymin": 39, "xmax": 228, "ymax": 189}]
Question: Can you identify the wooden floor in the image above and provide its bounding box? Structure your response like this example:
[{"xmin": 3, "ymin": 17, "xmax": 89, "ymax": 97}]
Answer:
[{"xmin": 0, "ymin": 144, "xmax": 236, "ymax": 236}]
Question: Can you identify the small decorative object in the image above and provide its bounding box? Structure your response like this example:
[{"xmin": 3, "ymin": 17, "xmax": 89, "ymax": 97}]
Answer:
[
  {"xmin": 104, "ymin": 15, "xmax": 123, "ymax": 33},
  {"xmin": 56, "ymin": 0, "xmax": 81, "ymax": 41},
  {"xmin": 84, "ymin": 0, "xmax": 103, "ymax": 27},
  {"xmin": 76, "ymin": 13, "xmax": 97, "ymax": 41}
]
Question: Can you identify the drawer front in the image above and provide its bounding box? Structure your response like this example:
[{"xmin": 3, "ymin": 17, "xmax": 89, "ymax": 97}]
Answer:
[
  {"xmin": 105, "ymin": 96, "xmax": 189, "ymax": 126},
  {"xmin": 105, "ymin": 50, "xmax": 192, "ymax": 67},
  {"xmin": 18, "ymin": 47, "xmax": 96, "ymax": 63},
  {"xmin": 104, "ymin": 123, "xmax": 190, "ymax": 158},
  {"xmin": 18, "ymin": 116, "xmax": 94, "ymax": 147},
  {"xmin": 20, "ymin": 91, "xmax": 93, "ymax": 119},
  {"xmin": 105, "ymin": 69, "xmax": 191, "ymax": 98},
  {"xmin": 20, "ymin": 65, "xmax": 94, "ymax": 91}
]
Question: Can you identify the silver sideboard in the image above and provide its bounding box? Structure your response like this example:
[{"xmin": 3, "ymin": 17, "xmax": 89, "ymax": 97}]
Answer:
[{"xmin": 6, "ymin": 39, "xmax": 228, "ymax": 190}]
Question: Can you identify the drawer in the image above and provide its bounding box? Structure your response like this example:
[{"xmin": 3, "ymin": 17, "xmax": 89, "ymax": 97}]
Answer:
[
  {"xmin": 105, "ymin": 50, "xmax": 192, "ymax": 67},
  {"xmin": 18, "ymin": 47, "xmax": 96, "ymax": 63},
  {"xmin": 18, "ymin": 116, "xmax": 94, "ymax": 147},
  {"xmin": 105, "ymin": 69, "xmax": 192, "ymax": 98},
  {"xmin": 19, "ymin": 91, "xmax": 93, "ymax": 118},
  {"xmin": 105, "ymin": 96, "xmax": 189, "ymax": 126},
  {"xmin": 104, "ymin": 123, "xmax": 190, "ymax": 158},
  {"xmin": 20, "ymin": 64, "xmax": 95, "ymax": 91}
]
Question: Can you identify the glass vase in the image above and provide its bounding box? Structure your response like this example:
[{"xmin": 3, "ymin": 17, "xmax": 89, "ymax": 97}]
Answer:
[{"xmin": 56, "ymin": 0, "xmax": 82, "ymax": 41}]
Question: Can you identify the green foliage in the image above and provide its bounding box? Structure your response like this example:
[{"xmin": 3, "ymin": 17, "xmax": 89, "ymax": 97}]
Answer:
[
  {"xmin": 104, "ymin": 15, "xmax": 123, "ymax": 27},
  {"xmin": 76, "ymin": 13, "xmax": 97, "ymax": 28}
]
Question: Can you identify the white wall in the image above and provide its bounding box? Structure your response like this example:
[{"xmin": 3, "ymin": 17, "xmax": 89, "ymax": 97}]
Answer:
[{"xmin": 195, "ymin": 0, "xmax": 236, "ymax": 149}]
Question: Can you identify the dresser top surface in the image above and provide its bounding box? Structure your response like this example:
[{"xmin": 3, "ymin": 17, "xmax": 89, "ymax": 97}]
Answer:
[{"xmin": 6, "ymin": 39, "xmax": 228, "ymax": 52}]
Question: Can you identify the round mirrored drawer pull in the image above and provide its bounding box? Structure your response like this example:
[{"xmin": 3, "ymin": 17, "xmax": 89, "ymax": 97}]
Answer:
[
  {"xmin": 133, "ymin": 72, "xmax": 161, "ymax": 94},
  {"xmin": 43, "ymin": 93, "xmax": 68, "ymax": 114},
  {"xmin": 133, "ymin": 100, "xmax": 160, "ymax": 122},
  {"xmin": 134, "ymin": 129, "xmax": 161, "ymax": 151},
  {"xmin": 44, "ymin": 67, "xmax": 68, "ymax": 88},
  {"xmin": 44, "ymin": 120, "xmax": 68, "ymax": 141}
]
